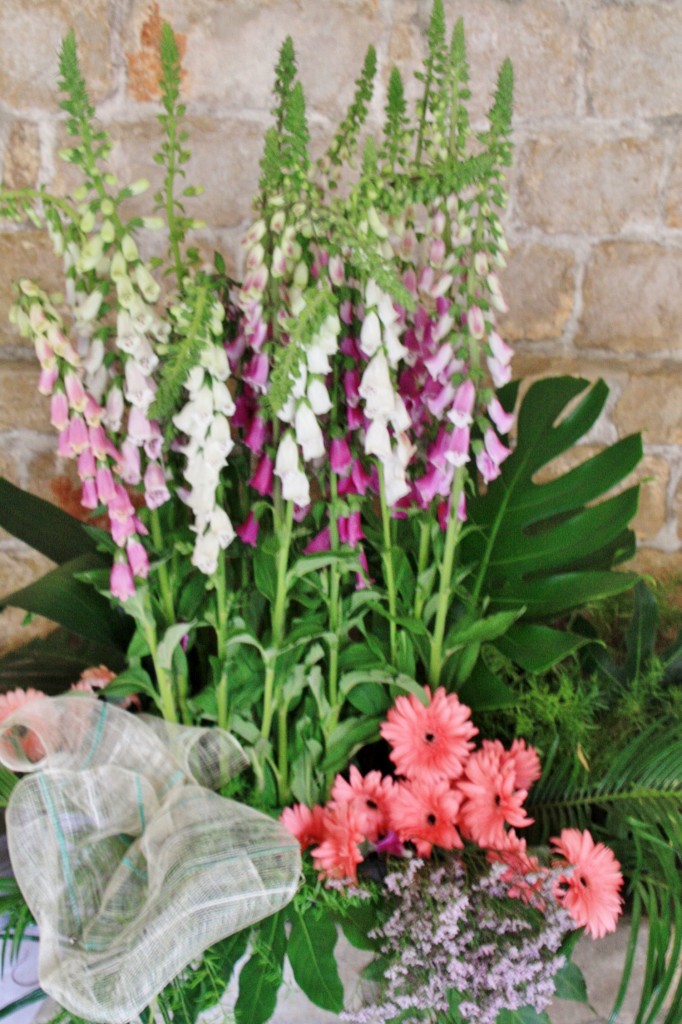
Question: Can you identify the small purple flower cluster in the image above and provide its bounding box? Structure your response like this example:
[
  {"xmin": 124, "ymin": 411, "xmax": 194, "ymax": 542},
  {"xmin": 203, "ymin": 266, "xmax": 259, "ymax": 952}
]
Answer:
[{"xmin": 343, "ymin": 856, "xmax": 572, "ymax": 1024}]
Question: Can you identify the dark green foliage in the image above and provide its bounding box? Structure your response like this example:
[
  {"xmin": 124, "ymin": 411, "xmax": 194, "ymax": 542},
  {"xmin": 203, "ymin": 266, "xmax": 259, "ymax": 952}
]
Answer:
[
  {"xmin": 0, "ymin": 477, "xmax": 97, "ymax": 565},
  {"xmin": 149, "ymin": 278, "xmax": 212, "ymax": 424},
  {"xmin": 58, "ymin": 32, "xmax": 96, "ymax": 138},
  {"xmin": 381, "ymin": 68, "xmax": 410, "ymax": 172}
]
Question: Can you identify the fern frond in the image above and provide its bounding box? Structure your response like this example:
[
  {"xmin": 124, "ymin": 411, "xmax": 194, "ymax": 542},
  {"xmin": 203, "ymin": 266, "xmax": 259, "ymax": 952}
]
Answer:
[
  {"xmin": 381, "ymin": 68, "xmax": 410, "ymax": 173},
  {"xmin": 149, "ymin": 278, "xmax": 213, "ymax": 424},
  {"xmin": 267, "ymin": 289, "xmax": 337, "ymax": 415},
  {"xmin": 58, "ymin": 32, "xmax": 95, "ymax": 137},
  {"xmin": 447, "ymin": 17, "xmax": 471, "ymax": 159}
]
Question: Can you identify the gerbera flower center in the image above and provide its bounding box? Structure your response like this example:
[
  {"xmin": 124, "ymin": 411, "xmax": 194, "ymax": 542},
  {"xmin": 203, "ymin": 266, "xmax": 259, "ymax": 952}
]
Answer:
[
  {"xmin": 426, "ymin": 813, "xmax": 437, "ymax": 826},
  {"xmin": 366, "ymin": 799, "xmax": 378, "ymax": 809},
  {"xmin": 424, "ymin": 732, "xmax": 436, "ymax": 743}
]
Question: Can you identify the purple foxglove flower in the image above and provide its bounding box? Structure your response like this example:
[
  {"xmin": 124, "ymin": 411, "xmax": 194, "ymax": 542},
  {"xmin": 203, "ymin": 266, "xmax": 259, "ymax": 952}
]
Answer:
[
  {"xmin": 50, "ymin": 391, "xmax": 69, "ymax": 431},
  {"xmin": 487, "ymin": 356, "xmax": 512, "ymax": 388},
  {"xmin": 415, "ymin": 465, "xmax": 448, "ymax": 507},
  {"xmin": 37, "ymin": 365, "xmax": 58, "ymax": 396},
  {"xmin": 64, "ymin": 371, "xmax": 87, "ymax": 412},
  {"xmin": 488, "ymin": 330, "xmax": 514, "ymax": 366},
  {"xmin": 445, "ymin": 426, "xmax": 471, "ymax": 468},
  {"xmin": 250, "ymin": 453, "xmax": 274, "ymax": 496},
  {"xmin": 424, "ymin": 344, "xmax": 453, "ymax": 382},
  {"xmin": 77, "ymin": 448, "xmax": 96, "ymax": 480},
  {"xmin": 339, "ymin": 510, "xmax": 365, "ymax": 548},
  {"xmin": 340, "ymin": 298, "xmax": 353, "ymax": 325},
  {"xmin": 425, "ymin": 381, "xmax": 456, "ymax": 418},
  {"xmin": 83, "ymin": 395, "xmax": 104, "ymax": 427},
  {"xmin": 429, "ymin": 237, "xmax": 446, "ymax": 265},
  {"xmin": 144, "ymin": 422, "xmax": 163, "ymax": 461},
  {"xmin": 119, "ymin": 441, "xmax": 142, "ymax": 485},
  {"xmin": 477, "ymin": 448, "xmax": 501, "ymax": 484},
  {"xmin": 484, "ymin": 427, "xmax": 512, "ymax": 466},
  {"xmin": 104, "ymin": 386, "xmax": 124, "ymax": 433},
  {"xmin": 488, "ymin": 395, "xmax": 515, "ymax": 435},
  {"xmin": 81, "ymin": 478, "xmax": 98, "ymax": 510},
  {"xmin": 466, "ymin": 304, "xmax": 486, "ymax": 339},
  {"xmin": 250, "ymin": 317, "xmax": 268, "ymax": 351},
  {"xmin": 330, "ymin": 437, "xmax": 352, "ymax": 476},
  {"xmin": 143, "ymin": 461, "xmax": 171, "ymax": 510},
  {"xmin": 402, "ymin": 267, "xmax": 418, "ymax": 297},
  {"xmin": 304, "ymin": 527, "xmax": 331, "ymax": 555},
  {"xmin": 110, "ymin": 514, "xmax": 137, "ymax": 547},
  {"xmin": 244, "ymin": 415, "xmax": 268, "ymax": 454},
  {"xmin": 243, "ymin": 352, "xmax": 270, "ymax": 394},
  {"xmin": 236, "ymin": 511, "xmax": 259, "ymax": 548},
  {"xmin": 88, "ymin": 425, "xmax": 110, "ymax": 461},
  {"xmin": 110, "ymin": 560, "xmax": 135, "ymax": 601},
  {"xmin": 449, "ymin": 379, "xmax": 476, "ymax": 428},
  {"xmin": 351, "ymin": 459, "xmax": 372, "ymax": 496},
  {"xmin": 67, "ymin": 415, "xmax": 89, "ymax": 454},
  {"xmin": 428, "ymin": 427, "xmax": 452, "ymax": 471},
  {"xmin": 231, "ymin": 392, "xmax": 255, "ymax": 429},
  {"xmin": 127, "ymin": 539, "xmax": 149, "ymax": 579},
  {"xmin": 355, "ymin": 547, "xmax": 373, "ymax": 590},
  {"xmin": 346, "ymin": 404, "xmax": 364, "ymax": 431},
  {"xmin": 96, "ymin": 466, "xmax": 117, "ymax": 504}
]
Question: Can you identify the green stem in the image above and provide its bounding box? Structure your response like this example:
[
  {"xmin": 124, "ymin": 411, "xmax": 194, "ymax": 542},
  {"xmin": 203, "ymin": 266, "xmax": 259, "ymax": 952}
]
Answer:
[
  {"xmin": 215, "ymin": 554, "xmax": 232, "ymax": 731},
  {"xmin": 150, "ymin": 510, "xmax": 175, "ymax": 625},
  {"xmin": 260, "ymin": 500, "xmax": 293, "ymax": 760},
  {"xmin": 163, "ymin": 111, "xmax": 185, "ymax": 290},
  {"xmin": 328, "ymin": 472, "xmax": 341, "ymax": 714},
  {"xmin": 428, "ymin": 466, "xmax": 466, "ymax": 687},
  {"xmin": 413, "ymin": 520, "xmax": 432, "ymax": 620},
  {"xmin": 378, "ymin": 463, "xmax": 398, "ymax": 665},
  {"xmin": 0, "ymin": 188, "xmax": 80, "ymax": 223},
  {"xmin": 141, "ymin": 604, "xmax": 178, "ymax": 723}
]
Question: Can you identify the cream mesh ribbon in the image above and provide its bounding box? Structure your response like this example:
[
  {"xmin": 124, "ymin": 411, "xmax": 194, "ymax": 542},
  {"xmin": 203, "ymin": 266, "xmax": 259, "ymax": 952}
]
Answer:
[{"xmin": 0, "ymin": 695, "xmax": 301, "ymax": 1024}]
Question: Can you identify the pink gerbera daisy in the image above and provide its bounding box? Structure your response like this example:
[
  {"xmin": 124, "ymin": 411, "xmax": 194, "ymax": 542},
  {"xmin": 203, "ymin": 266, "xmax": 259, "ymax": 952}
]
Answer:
[
  {"xmin": 457, "ymin": 745, "xmax": 533, "ymax": 848},
  {"xmin": 504, "ymin": 738, "xmax": 542, "ymax": 791},
  {"xmin": 551, "ymin": 828, "xmax": 624, "ymax": 939},
  {"xmin": 488, "ymin": 829, "xmax": 548, "ymax": 906},
  {"xmin": 380, "ymin": 686, "xmax": 478, "ymax": 781},
  {"xmin": 0, "ymin": 687, "xmax": 46, "ymax": 722},
  {"xmin": 390, "ymin": 777, "xmax": 463, "ymax": 857},
  {"xmin": 312, "ymin": 801, "xmax": 365, "ymax": 883},
  {"xmin": 331, "ymin": 766, "xmax": 395, "ymax": 842},
  {"xmin": 280, "ymin": 802, "xmax": 326, "ymax": 851}
]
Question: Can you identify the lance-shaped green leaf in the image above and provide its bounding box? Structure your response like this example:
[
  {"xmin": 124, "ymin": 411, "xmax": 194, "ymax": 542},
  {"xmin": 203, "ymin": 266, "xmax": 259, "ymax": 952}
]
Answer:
[
  {"xmin": 234, "ymin": 912, "xmax": 287, "ymax": 1024},
  {"xmin": 287, "ymin": 908, "xmax": 344, "ymax": 1012},
  {"xmin": 0, "ymin": 477, "xmax": 97, "ymax": 564},
  {"xmin": 0, "ymin": 553, "xmax": 131, "ymax": 648}
]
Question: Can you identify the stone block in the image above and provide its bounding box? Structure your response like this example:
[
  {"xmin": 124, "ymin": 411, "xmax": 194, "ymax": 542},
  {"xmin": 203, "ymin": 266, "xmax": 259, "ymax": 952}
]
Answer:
[
  {"xmin": 125, "ymin": 0, "xmax": 383, "ymax": 121},
  {"xmin": 631, "ymin": 547, "xmax": 682, "ymax": 581},
  {"xmin": 0, "ymin": 0, "xmax": 112, "ymax": 110},
  {"xmin": 390, "ymin": 0, "xmax": 579, "ymax": 120},
  {"xmin": 2, "ymin": 121, "xmax": 41, "ymax": 190},
  {"xmin": 0, "ymin": 363, "xmax": 51, "ymax": 433},
  {"xmin": 515, "ymin": 132, "xmax": 664, "ymax": 235},
  {"xmin": 578, "ymin": 243, "xmax": 682, "ymax": 355},
  {"xmin": 0, "ymin": 230, "xmax": 63, "ymax": 349},
  {"xmin": 498, "ymin": 244, "xmax": 575, "ymax": 342},
  {"xmin": 0, "ymin": 606, "xmax": 56, "ymax": 657},
  {"xmin": 664, "ymin": 132, "xmax": 682, "ymax": 229},
  {"xmin": 613, "ymin": 363, "xmax": 682, "ymax": 445},
  {"xmin": 587, "ymin": 5, "xmax": 682, "ymax": 118}
]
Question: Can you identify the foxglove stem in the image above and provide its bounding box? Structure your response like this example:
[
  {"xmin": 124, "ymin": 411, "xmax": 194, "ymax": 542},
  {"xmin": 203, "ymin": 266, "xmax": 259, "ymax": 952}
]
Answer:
[
  {"xmin": 215, "ymin": 555, "xmax": 232, "ymax": 731},
  {"xmin": 261, "ymin": 500, "xmax": 294, "ymax": 801},
  {"xmin": 413, "ymin": 519, "xmax": 432, "ymax": 620},
  {"xmin": 378, "ymin": 462, "xmax": 398, "ymax": 665},
  {"xmin": 429, "ymin": 466, "xmax": 466, "ymax": 687},
  {"xmin": 150, "ymin": 509, "xmax": 176, "ymax": 625},
  {"xmin": 140, "ymin": 596, "xmax": 178, "ymax": 724},
  {"xmin": 328, "ymin": 472, "xmax": 341, "ymax": 715}
]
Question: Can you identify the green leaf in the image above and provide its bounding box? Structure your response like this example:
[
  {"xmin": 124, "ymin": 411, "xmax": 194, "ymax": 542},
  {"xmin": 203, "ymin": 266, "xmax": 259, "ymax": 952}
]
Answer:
[
  {"xmin": 0, "ymin": 766, "xmax": 17, "ymax": 807},
  {"xmin": 234, "ymin": 912, "xmax": 286, "ymax": 1024},
  {"xmin": 552, "ymin": 960, "xmax": 588, "ymax": 1003},
  {"xmin": 444, "ymin": 609, "xmax": 522, "ymax": 650},
  {"xmin": 345, "ymin": 682, "xmax": 391, "ymax": 715},
  {"xmin": 287, "ymin": 909, "xmax": 344, "ymax": 1012},
  {"xmin": 338, "ymin": 902, "xmax": 380, "ymax": 952},
  {"xmin": 0, "ymin": 988, "xmax": 45, "ymax": 1021},
  {"xmin": 102, "ymin": 666, "xmax": 160, "ymax": 706},
  {"xmin": 0, "ymin": 477, "xmax": 96, "ymax": 564},
  {"xmin": 624, "ymin": 580, "xmax": 658, "ymax": 682},
  {"xmin": 0, "ymin": 553, "xmax": 131, "ymax": 647},
  {"xmin": 494, "ymin": 623, "xmax": 590, "ymax": 673},
  {"xmin": 457, "ymin": 659, "xmax": 516, "ymax": 710},
  {"xmin": 156, "ymin": 621, "xmax": 195, "ymax": 671},
  {"xmin": 254, "ymin": 546, "xmax": 277, "ymax": 603},
  {"xmin": 322, "ymin": 715, "xmax": 382, "ymax": 773},
  {"xmin": 497, "ymin": 1009, "xmax": 551, "ymax": 1024}
]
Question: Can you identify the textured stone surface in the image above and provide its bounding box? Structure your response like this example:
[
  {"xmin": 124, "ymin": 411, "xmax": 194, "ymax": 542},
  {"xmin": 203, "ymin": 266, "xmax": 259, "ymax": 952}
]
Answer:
[
  {"xmin": 614, "ymin": 365, "xmax": 682, "ymax": 445},
  {"xmin": 2, "ymin": 121, "xmax": 41, "ymax": 190},
  {"xmin": 586, "ymin": 4, "xmax": 682, "ymax": 118},
  {"xmin": 0, "ymin": 0, "xmax": 111, "ymax": 110},
  {"xmin": 0, "ymin": 231, "xmax": 63, "ymax": 349},
  {"xmin": 499, "ymin": 244, "xmax": 575, "ymax": 342},
  {"xmin": 125, "ymin": 0, "xmax": 383, "ymax": 119},
  {"xmin": 0, "ymin": 363, "xmax": 51, "ymax": 432},
  {"xmin": 578, "ymin": 243, "xmax": 682, "ymax": 355},
  {"xmin": 390, "ymin": 0, "xmax": 579, "ymax": 119},
  {"xmin": 516, "ymin": 133, "xmax": 664, "ymax": 235}
]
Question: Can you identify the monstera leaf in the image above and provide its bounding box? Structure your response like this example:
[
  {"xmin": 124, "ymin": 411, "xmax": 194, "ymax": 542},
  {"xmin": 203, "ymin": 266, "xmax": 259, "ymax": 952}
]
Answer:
[
  {"xmin": 462, "ymin": 376, "xmax": 642, "ymax": 673},
  {"xmin": 0, "ymin": 476, "xmax": 132, "ymax": 651}
]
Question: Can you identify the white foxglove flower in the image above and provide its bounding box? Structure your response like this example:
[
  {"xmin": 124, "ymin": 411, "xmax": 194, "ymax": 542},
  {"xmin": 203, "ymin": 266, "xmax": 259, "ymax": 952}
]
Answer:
[
  {"xmin": 192, "ymin": 531, "xmax": 220, "ymax": 575},
  {"xmin": 185, "ymin": 366, "xmax": 206, "ymax": 396},
  {"xmin": 359, "ymin": 310, "xmax": 382, "ymax": 358},
  {"xmin": 275, "ymin": 432, "xmax": 300, "ymax": 477},
  {"xmin": 209, "ymin": 508, "xmax": 236, "ymax": 549},
  {"xmin": 382, "ymin": 455, "xmax": 411, "ymax": 506},
  {"xmin": 295, "ymin": 403, "xmax": 325, "ymax": 461},
  {"xmin": 390, "ymin": 395, "xmax": 411, "ymax": 434},
  {"xmin": 281, "ymin": 468, "xmax": 310, "ymax": 507},
  {"xmin": 173, "ymin": 386, "xmax": 214, "ymax": 439},
  {"xmin": 384, "ymin": 324, "xmax": 407, "ymax": 368},
  {"xmin": 201, "ymin": 344, "xmax": 230, "ymax": 380},
  {"xmin": 134, "ymin": 264, "xmax": 160, "ymax": 303},
  {"xmin": 212, "ymin": 380, "xmax": 236, "ymax": 417},
  {"xmin": 76, "ymin": 290, "xmax": 102, "ymax": 323},
  {"xmin": 364, "ymin": 418, "xmax": 392, "ymax": 460},
  {"xmin": 359, "ymin": 351, "xmax": 395, "ymax": 420},
  {"xmin": 124, "ymin": 360, "xmax": 156, "ymax": 410},
  {"xmin": 307, "ymin": 378, "xmax": 332, "ymax": 415},
  {"xmin": 306, "ymin": 344, "xmax": 331, "ymax": 375}
]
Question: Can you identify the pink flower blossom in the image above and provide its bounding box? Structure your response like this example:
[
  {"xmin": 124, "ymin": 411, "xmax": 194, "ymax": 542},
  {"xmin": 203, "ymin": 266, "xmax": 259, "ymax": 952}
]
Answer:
[
  {"xmin": 280, "ymin": 803, "xmax": 326, "ymax": 851},
  {"xmin": 236, "ymin": 512, "xmax": 259, "ymax": 547},
  {"xmin": 488, "ymin": 395, "xmax": 515, "ymax": 435},
  {"xmin": 312, "ymin": 801, "xmax": 365, "ymax": 883},
  {"xmin": 381, "ymin": 687, "xmax": 478, "ymax": 782},
  {"xmin": 127, "ymin": 539, "xmax": 149, "ymax": 579},
  {"xmin": 390, "ymin": 777, "xmax": 463, "ymax": 857},
  {"xmin": 457, "ymin": 745, "xmax": 533, "ymax": 848},
  {"xmin": 110, "ymin": 560, "xmax": 136, "ymax": 601},
  {"xmin": 50, "ymin": 391, "xmax": 69, "ymax": 430},
  {"xmin": 330, "ymin": 437, "xmax": 352, "ymax": 476},
  {"xmin": 143, "ymin": 462, "xmax": 170, "ymax": 510},
  {"xmin": 250, "ymin": 453, "xmax": 274, "ymax": 496},
  {"xmin": 551, "ymin": 829, "xmax": 624, "ymax": 939},
  {"xmin": 304, "ymin": 527, "xmax": 331, "ymax": 555},
  {"xmin": 331, "ymin": 766, "xmax": 395, "ymax": 842}
]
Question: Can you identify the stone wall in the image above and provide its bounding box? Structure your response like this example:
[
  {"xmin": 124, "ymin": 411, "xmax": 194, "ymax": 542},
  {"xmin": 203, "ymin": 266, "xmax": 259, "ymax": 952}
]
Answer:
[{"xmin": 0, "ymin": 0, "xmax": 680, "ymax": 650}]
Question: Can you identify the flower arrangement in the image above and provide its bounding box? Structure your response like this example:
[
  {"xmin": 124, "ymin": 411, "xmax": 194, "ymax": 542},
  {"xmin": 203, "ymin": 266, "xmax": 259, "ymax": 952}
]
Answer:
[{"xmin": 0, "ymin": 3, "xmax": 648, "ymax": 1023}]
